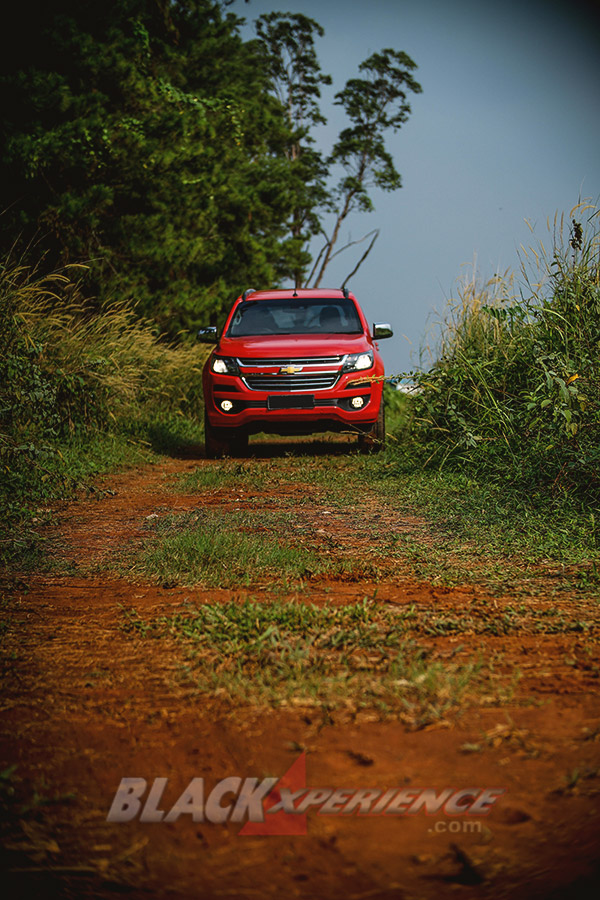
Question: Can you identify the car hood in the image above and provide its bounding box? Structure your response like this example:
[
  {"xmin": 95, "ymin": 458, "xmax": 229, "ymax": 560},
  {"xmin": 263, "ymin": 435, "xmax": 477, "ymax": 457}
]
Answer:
[{"xmin": 218, "ymin": 333, "xmax": 371, "ymax": 358}]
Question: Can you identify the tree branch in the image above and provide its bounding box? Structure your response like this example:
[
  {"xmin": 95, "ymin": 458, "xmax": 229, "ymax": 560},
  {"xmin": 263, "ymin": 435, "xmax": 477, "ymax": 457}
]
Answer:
[
  {"xmin": 304, "ymin": 229, "xmax": 329, "ymax": 287},
  {"xmin": 327, "ymin": 228, "xmax": 379, "ymax": 265},
  {"xmin": 341, "ymin": 229, "xmax": 379, "ymax": 288}
]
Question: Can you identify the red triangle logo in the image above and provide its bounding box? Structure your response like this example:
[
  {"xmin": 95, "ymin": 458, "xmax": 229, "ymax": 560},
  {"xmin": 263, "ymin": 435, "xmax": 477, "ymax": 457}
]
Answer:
[{"xmin": 239, "ymin": 752, "xmax": 307, "ymax": 836}]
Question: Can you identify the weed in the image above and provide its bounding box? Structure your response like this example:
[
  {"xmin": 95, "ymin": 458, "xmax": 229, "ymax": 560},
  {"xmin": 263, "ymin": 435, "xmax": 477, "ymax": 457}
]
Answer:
[{"xmin": 0, "ymin": 260, "xmax": 207, "ymax": 564}]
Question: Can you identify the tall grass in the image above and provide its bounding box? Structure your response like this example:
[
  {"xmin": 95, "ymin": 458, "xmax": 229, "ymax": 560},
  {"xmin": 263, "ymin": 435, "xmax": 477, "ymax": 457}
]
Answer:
[
  {"xmin": 0, "ymin": 260, "xmax": 207, "ymax": 537},
  {"xmin": 405, "ymin": 202, "xmax": 600, "ymax": 506}
]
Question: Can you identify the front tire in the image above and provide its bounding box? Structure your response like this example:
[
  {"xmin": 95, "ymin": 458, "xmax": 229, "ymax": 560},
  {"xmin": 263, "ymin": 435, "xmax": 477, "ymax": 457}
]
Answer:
[
  {"xmin": 358, "ymin": 401, "xmax": 385, "ymax": 453},
  {"xmin": 204, "ymin": 411, "xmax": 248, "ymax": 459}
]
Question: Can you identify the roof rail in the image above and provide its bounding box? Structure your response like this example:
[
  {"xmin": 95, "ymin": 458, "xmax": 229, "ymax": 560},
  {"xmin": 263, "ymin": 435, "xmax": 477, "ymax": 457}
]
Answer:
[{"xmin": 242, "ymin": 288, "xmax": 256, "ymax": 301}]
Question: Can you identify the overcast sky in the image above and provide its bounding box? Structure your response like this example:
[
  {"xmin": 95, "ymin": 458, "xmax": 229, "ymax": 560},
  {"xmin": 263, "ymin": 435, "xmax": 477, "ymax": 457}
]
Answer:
[{"xmin": 236, "ymin": 0, "xmax": 600, "ymax": 372}]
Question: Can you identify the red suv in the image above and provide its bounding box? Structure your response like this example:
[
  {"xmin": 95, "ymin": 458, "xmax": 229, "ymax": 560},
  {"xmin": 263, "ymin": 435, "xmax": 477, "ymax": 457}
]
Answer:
[{"xmin": 199, "ymin": 288, "xmax": 393, "ymax": 457}]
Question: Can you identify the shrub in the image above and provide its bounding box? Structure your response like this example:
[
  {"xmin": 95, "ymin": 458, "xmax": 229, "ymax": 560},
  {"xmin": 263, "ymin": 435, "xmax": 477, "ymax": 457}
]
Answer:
[
  {"xmin": 0, "ymin": 260, "xmax": 207, "ymax": 526},
  {"xmin": 405, "ymin": 203, "xmax": 600, "ymax": 506}
]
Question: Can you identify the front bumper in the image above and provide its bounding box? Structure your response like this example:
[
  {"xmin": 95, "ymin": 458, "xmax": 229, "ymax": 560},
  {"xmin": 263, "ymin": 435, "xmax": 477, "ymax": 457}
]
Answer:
[{"xmin": 204, "ymin": 369, "xmax": 383, "ymax": 435}]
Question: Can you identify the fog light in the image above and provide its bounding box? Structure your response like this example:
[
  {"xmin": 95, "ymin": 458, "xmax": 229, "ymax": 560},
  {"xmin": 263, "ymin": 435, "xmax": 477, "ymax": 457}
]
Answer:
[
  {"xmin": 220, "ymin": 400, "xmax": 233, "ymax": 412},
  {"xmin": 351, "ymin": 396, "xmax": 364, "ymax": 409}
]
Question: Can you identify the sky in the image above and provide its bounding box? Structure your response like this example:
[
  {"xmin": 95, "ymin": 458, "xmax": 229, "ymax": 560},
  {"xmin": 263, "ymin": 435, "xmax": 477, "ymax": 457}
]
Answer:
[{"xmin": 235, "ymin": 0, "xmax": 600, "ymax": 373}]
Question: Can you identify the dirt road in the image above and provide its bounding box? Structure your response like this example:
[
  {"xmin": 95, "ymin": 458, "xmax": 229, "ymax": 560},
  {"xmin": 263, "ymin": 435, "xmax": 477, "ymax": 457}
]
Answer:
[{"xmin": 1, "ymin": 444, "xmax": 599, "ymax": 899}]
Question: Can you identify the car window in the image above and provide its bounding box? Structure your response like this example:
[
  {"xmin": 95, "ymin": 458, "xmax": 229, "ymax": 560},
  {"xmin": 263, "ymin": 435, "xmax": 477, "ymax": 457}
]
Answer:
[{"xmin": 228, "ymin": 298, "xmax": 363, "ymax": 336}]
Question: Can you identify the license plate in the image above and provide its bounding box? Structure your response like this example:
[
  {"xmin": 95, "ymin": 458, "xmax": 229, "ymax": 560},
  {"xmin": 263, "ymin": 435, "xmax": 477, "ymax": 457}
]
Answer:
[{"xmin": 268, "ymin": 395, "xmax": 315, "ymax": 410}]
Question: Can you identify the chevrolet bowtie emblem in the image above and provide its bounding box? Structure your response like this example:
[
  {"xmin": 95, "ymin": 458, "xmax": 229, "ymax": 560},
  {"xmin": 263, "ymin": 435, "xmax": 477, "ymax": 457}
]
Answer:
[{"xmin": 280, "ymin": 365, "xmax": 303, "ymax": 374}]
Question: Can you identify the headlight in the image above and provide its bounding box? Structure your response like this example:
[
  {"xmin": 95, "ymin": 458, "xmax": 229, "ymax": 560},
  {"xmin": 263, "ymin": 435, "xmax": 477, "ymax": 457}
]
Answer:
[
  {"xmin": 342, "ymin": 351, "xmax": 373, "ymax": 372},
  {"xmin": 211, "ymin": 356, "xmax": 239, "ymax": 375}
]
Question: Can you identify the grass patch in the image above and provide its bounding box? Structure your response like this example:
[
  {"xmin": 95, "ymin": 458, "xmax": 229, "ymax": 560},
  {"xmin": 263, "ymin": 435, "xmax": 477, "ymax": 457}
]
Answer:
[
  {"xmin": 350, "ymin": 455, "xmax": 600, "ymax": 594},
  {"xmin": 130, "ymin": 509, "xmax": 371, "ymax": 587},
  {"xmin": 126, "ymin": 412, "xmax": 204, "ymax": 457},
  {"xmin": 382, "ymin": 470, "xmax": 599, "ymax": 563},
  {"xmin": 0, "ymin": 260, "xmax": 207, "ymax": 568},
  {"xmin": 168, "ymin": 448, "xmax": 600, "ymax": 595},
  {"xmin": 389, "ymin": 598, "xmax": 598, "ymax": 638},
  {"xmin": 121, "ymin": 598, "xmax": 488, "ymax": 726},
  {"xmin": 176, "ymin": 461, "xmax": 270, "ymax": 493},
  {"xmin": 0, "ymin": 430, "xmax": 156, "ymax": 569},
  {"xmin": 175, "ymin": 453, "xmax": 348, "ymax": 495},
  {"xmin": 403, "ymin": 204, "xmax": 600, "ymax": 506}
]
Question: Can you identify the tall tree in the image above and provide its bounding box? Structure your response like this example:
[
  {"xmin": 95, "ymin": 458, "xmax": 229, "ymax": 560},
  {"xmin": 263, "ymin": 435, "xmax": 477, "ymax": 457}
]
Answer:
[
  {"xmin": 255, "ymin": 12, "xmax": 332, "ymax": 288},
  {"xmin": 254, "ymin": 16, "xmax": 422, "ymax": 288},
  {"xmin": 312, "ymin": 49, "xmax": 422, "ymax": 287},
  {"xmin": 0, "ymin": 0, "xmax": 303, "ymax": 330},
  {"xmin": 0, "ymin": 3, "xmax": 422, "ymax": 327}
]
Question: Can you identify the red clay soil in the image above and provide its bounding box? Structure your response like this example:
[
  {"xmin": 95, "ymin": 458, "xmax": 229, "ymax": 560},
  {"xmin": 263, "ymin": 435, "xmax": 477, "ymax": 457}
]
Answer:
[{"xmin": 1, "ymin": 448, "xmax": 599, "ymax": 900}]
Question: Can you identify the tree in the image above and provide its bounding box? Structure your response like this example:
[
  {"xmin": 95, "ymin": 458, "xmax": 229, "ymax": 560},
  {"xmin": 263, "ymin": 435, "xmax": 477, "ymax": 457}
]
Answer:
[
  {"xmin": 312, "ymin": 49, "xmax": 422, "ymax": 287},
  {"xmin": 255, "ymin": 12, "xmax": 332, "ymax": 288},
  {"xmin": 0, "ymin": 0, "xmax": 304, "ymax": 331},
  {"xmin": 0, "ymin": 4, "xmax": 422, "ymax": 333},
  {"xmin": 255, "ymin": 15, "xmax": 422, "ymax": 288}
]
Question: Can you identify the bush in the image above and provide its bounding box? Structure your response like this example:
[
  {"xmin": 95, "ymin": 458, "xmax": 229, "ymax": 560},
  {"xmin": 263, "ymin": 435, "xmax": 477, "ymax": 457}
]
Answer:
[
  {"xmin": 404, "ymin": 203, "xmax": 600, "ymax": 507},
  {"xmin": 0, "ymin": 260, "xmax": 207, "ymax": 528}
]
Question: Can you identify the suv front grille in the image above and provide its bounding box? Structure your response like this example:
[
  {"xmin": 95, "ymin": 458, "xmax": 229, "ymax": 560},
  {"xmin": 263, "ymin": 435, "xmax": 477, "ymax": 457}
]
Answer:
[
  {"xmin": 243, "ymin": 373, "xmax": 339, "ymax": 392},
  {"xmin": 238, "ymin": 356, "xmax": 343, "ymax": 367}
]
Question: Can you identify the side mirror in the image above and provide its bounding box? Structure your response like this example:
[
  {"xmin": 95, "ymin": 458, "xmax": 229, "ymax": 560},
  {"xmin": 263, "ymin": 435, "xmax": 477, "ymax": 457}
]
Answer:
[
  {"xmin": 373, "ymin": 322, "xmax": 393, "ymax": 339},
  {"xmin": 197, "ymin": 326, "xmax": 218, "ymax": 344}
]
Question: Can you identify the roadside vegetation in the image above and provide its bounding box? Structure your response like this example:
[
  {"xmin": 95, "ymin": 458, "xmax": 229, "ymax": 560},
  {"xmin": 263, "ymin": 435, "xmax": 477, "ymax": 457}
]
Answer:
[
  {"xmin": 403, "ymin": 204, "xmax": 600, "ymax": 512},
  {"xmin": 0, "ymin": 261, "xmax": 205, "ymax": 564},
  {"xmin": 3, "ymin": 1, "xmax": 596, "ymax": 592},
  {"xmin": 3, "ymin": 204, "xmax": 599, "ymax": 596},
  {"xmin": 166, "ymin": 429, "xmax": 600, "ymax": 597},
  {"xmin": 1, "ymin": 10, "xmax": 598, "ymax": 892}
]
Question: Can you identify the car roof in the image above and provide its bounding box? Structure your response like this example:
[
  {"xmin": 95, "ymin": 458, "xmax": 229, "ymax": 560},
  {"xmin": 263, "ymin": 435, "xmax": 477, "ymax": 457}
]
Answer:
[{"xmin": 240, "ymin": 289, "xmax": 355, "ymax": 301}]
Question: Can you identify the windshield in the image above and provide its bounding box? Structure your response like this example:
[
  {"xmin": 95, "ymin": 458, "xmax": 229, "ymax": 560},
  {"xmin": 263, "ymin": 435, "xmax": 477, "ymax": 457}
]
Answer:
[{"xmin": 227, "ymin": 297, "xmax": 363, "ymax": 337}]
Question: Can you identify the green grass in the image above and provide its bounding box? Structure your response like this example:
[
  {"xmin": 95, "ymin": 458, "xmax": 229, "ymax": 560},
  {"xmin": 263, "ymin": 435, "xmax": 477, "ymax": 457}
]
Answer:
[
  {"xmin": 121, "ymin": 598, "xmax": 489, "ymax": 726},
  {"xmin": 1, "ymin": 413, "xmax": 205, "ymax": 570},
  {"xmin": 391, "ymin": 599, "xmax": 597, "ymax": 637},
  {"xmin": 176, "ymin": 463, "xmax": 247, "ymax": 492},
  {"xmin": 175, "ymin": 452, "xmax": 348, "ymax": 495},
  {"xmin": 130, "ymin": 509, "xmax": 374, "ymax": 588},
  {"xmin": 348, "ymin": 452, "xmax": 600, "ymax": 594},
  {"xmin": 382, "ymin": 470, "xmax": 598, "ymax": 562},
  {"xmin": 0, "ymin": 430, "xmax": 152, "ymax": 568},
  {"xmin": 0, "ymin": 259, "xmax": 207, "ymax": 567},
  {"xmin": 403, "ymin": 204, "xmax": 600, "ymax": 505}
]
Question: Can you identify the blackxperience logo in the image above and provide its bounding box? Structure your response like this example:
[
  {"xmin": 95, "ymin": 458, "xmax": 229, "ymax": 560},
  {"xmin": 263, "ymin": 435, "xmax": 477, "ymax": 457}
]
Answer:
[{"xmin": 106, "ymin": 754, "xmax": 505, "ymax": 836}]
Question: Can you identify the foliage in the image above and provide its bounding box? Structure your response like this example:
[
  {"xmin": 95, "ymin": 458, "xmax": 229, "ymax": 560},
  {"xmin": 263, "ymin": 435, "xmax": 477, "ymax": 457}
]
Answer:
[
  {"xmin": 0, "ymin": 259, "xmax": 205, "ymax": 535},
  {"xmin": 404, "ymin": 203, "xmax": 600, "ymax": 506},
  {"xmin": 254, "ymin": 17, "xmax": 422, "ymax": 288},
  {"xmin": 255, "ymin": 12, "xmax": 332, "ymax": 287},
  {"xmin": 132, "ymin": 504, "xmax": 376, "ymax": 587},
  {"xmin": 122, "ymin": 598, "xmax": 481, "ymax": 722},
  {"xmin": 0, "ymin": 0, "xmax": 302, "ymax": 333},
  {"xmin": 0, "ymin": 3, "xmax": 422, "ymax": 329},
  {"xmin": 312, "ymin": 48, "xmax": 422, "ymax": 287}
]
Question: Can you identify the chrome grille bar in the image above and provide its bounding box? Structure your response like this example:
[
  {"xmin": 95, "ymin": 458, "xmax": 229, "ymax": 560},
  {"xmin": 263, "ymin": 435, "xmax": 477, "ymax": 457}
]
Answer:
[
  {"xmin": 238, "ymin": 356, "xmax": 343, "ymax": 368},
  {"xmin": 243, "ymin": 373, "xmax": 339, "ymax": 392}
]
